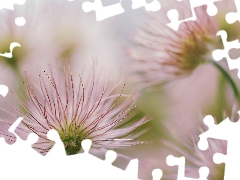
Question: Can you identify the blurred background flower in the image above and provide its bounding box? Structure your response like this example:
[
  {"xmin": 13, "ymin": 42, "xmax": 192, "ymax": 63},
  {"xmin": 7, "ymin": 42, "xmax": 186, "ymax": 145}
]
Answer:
[
  {"xmin": 0, "ymin": 0, "xmax": 124, "ymax": 92},
  {"xmin": 129, "ymin": 1, "xmax": 240, "ymax": 90},
  {"xmin": 126, "ymin": 0, "xmax": 240, "ymax": 179},
  {"xmin": 128, "ymin": 0, "xmax": 240, "ymax": 131},
  {"xmin": 129, "ymin": 2, "xmax": 219, "ymax": 88}
]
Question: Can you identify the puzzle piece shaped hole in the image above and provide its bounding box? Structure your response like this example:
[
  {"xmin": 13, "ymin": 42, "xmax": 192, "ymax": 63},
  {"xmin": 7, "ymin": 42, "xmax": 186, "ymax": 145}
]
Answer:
[
  {"xmin": 105, "ymin": 150, "xmax": 118, "ymax": 164},
  {"xmin": 152, "ymin": 169, "xmax": 163, "ymax": 180},
  {"xmin": 0, "ymin": 0, "xmax": 26, "ymax": 26},
  {"xmin": 15, "ymin": 16, "xmax": 26, "ymax": 26},
  {"xmin": 166, "ymin": 0, "xmax": 224, "ymax": 30},
  {"xmin": 0, "ymin": 85, "xmax": 9, "ymax": 97},
  {"xmin": 225, "ymin": 0, "xmax": 240, "ymax": 24},
  {"xmin": 0, "ymin": 42, "xmax": 21, "ymax": 58},
  {"xmin": 82, "ymin": 0, "xmax": 125, "ymax": 21},
  {"xmin": 82, "ymin": 139, "xmax": 92, "ymax": 154},
  {"xmin": 213, "ymin": 153, "xmax": 226, "ymax": 164}
]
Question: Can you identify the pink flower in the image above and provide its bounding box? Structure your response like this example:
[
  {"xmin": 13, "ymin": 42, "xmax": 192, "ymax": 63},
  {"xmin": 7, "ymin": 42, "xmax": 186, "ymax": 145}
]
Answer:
[
  {"xmin": 0, "ymin": 0, "xmax": 54, "ymax": 70},
  {"xmin": 1, "ymin": 62, "xmax": 151, "ymax": 155},
  {"xmin": 0, "ymin": 0, "xmax": 121, "ymax": 76},
  {"xmin": 129, "ymin": 3, "xmax": 219, "ymax": 89}
]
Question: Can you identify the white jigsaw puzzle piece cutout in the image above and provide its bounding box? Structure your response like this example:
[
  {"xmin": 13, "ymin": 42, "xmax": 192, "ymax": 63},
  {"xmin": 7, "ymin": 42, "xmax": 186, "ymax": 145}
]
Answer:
[
  {"xmin": 213, "ymin": 152, "xmax": 226, "ymax": 164},
  {"xmin": 82, "ymin": 0, "xmax": 161, "ymax": 21},
  {"xmin": 131, "ymin": 0, "xmax": 161, "ymax": 12},
  {"xmin": 166, "ymin": 155, "xmax": 209, "ymax": 180},
  {"xmin": 45, "ymin": 129, "xmax": 67, "ymax": 158},
  {"xmin": 167, "ymin": 0, "xmax": 221, "ymax": 30},
  {"xmin": 0, "ymin": 42, "xmax": 21, "ymax": 58},
  {"xmin": 0, "ymin": 120, "xmax": 144, "ymax": 180},
  {"xmin": 0, "ymin": 1, "xmax": 24, "ymax": 60},
  {"xmin": 82, "ymin": 0, "xmax": 125, "ymax": 21},
  {"xmin": 45, "ymin": 132, "xmax": 141, "ymax": 180},
  {"xmin": 0, "ymin": 117, "xmax": 43, "ymax": 179},
  {"xmin": 226, "ymin": 0, "xmax": 240, "ymax": 24},
  {"xmin": 0, "ymin": 0, "xmax": 26, "ymax": 10},
  {"xmin": 0, "ymin": 0, "xmax": 26, "ymax": 26},
  {"xmin": 198, "ymin": 113, "xmax": 240, "ymax": 180},
  {"xmin": 15, "ymin": 16, "xmax": 26, "ymax": 26},
  {"xmin": 211, "ymin": 30, "xmax": 240, "ymax": 78},
  {"xmin": 152, "ymin": 169, "xmax": 163, "ymax": 180},
  {"xmin": 0, "ymin": 84, "xmax": 9, "ymax": 97}
]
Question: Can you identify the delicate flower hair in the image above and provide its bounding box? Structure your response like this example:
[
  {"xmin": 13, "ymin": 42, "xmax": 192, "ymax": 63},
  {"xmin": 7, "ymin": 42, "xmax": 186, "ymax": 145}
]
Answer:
[
  {"xmin": 1, "ymin": 62, "xmax": 151, "ymax": 155},
  {"xmin": 129, "ymin": 2, "xmax": 219, "ymax": 89}
]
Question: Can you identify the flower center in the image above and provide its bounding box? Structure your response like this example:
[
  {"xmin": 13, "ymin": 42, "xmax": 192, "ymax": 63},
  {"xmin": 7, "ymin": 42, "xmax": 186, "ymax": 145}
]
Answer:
[
  {"xmin": 58, "ymin": 125, "xmax": 84, "ymax": 155},
  {"xmin": 177, "ymin": 31, "xmax": 215, "ymax": 71}
]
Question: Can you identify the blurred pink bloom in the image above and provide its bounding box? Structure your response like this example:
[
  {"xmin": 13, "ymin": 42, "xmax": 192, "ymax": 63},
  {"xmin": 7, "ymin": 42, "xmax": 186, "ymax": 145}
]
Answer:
[
  {"xmin": 129, "ymin": 3, "xmax": 219, "ymax": 89},
  {"xmin": 162, "ymin": 109, "xmax": 239, "ymax": 179},
  {"xmin": 0, "ymin": 0, "xmax": 54, "ymax": 70},
  {"xmin": 0, "ymin": 0, "xmax": 122, "ymax": 76},
  {"xmin": 1, "ymin": 62, "xmax": 151, "ymax": 155},
  {"xmin": 40, "ymin": 0, "xmax": 122, "ymax": 69}
]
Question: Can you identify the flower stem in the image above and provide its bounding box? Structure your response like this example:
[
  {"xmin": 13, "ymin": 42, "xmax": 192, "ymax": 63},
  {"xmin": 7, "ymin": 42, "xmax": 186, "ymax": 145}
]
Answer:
[{"xmin": 211, "ymin": 61, "xmax": 240, "ymax": 105}]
